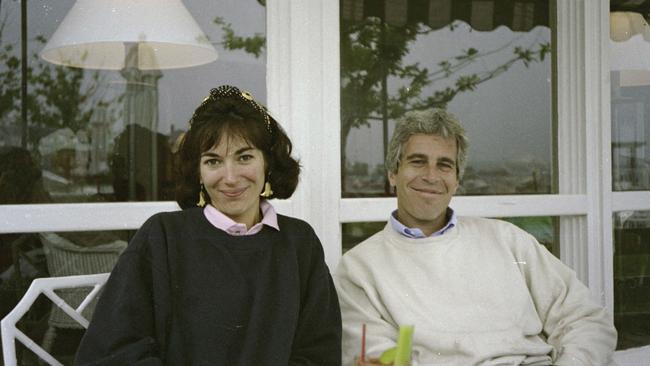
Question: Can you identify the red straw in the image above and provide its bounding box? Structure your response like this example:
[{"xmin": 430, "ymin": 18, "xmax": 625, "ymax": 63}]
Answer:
[{"xmin": 361, "ymin": 323, "xmax": 367, "ymax": 362}]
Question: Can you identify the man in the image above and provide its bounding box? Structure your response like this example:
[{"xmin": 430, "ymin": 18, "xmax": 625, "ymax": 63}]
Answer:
[{"xmin": 334, "ymin": 109, "xmax": 617, "ymax": 365}]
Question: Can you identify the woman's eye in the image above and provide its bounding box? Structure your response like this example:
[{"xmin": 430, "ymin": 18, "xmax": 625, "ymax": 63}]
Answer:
[
  {"xmin": 204, "ymin": 158, "xmax": 220, "ymax": 166},
  {"xmin": 239, "ymin": 154, "xmax": 254, "ymax": 162}
]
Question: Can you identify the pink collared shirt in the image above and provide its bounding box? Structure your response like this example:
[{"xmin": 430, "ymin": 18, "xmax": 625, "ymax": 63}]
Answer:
[{"xmin": 203, "ymin": 200, "xmax": 280, "ymax": 236}]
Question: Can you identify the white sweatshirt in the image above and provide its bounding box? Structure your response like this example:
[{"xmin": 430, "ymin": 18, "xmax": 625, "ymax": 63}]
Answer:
[{"xmin": 334, "ymin": 217, "xmax": 616, "ymax": 366}]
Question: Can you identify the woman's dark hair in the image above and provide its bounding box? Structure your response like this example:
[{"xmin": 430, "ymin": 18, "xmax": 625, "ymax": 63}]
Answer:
[{"xmin": 175, "ymin": 85, "xmax": 300, "ymax": 209}]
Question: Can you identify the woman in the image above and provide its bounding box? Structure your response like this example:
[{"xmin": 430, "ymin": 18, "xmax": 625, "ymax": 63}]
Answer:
[{"xmin": 75, "ymin": 85, "xmax": 342, "ymax": 365}]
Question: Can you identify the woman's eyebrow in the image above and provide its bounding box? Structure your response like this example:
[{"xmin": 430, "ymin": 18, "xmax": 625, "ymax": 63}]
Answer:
[
  {"xmin": 234, "ymin": 147, "xmax": 254, "ymax": 155},
  {"xmin": 200, "ymin": 147, "xmax": 254, "ymax": 158}
]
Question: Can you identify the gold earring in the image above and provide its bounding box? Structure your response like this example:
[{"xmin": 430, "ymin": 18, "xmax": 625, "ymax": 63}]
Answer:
[
  {"xmin": 197, "ymin": 184, "xmax": 206, "ymax": 207},
  {"xmin": 260, "ymin": 182, "xmax": 273, "ymax": 198}
]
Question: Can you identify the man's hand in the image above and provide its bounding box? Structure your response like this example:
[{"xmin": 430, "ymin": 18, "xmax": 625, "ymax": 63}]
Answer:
[
  {"xmin": 355, "ymin": 357, "xmax": 386, "ymax": 365},
  {"xmin": 355, "ymin": 356, "xmax": 391, "ymax": 366}
]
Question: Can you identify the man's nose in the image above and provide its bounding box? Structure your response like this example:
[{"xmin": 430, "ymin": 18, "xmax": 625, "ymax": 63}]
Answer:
[{"xmin": 421, "ymin": 164, "xmax": 440, "ymax": 182}]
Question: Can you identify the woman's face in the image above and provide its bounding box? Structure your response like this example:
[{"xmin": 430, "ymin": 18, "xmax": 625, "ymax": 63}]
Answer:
[{"xmin": 199, "ymin": 134, "xmax": 266, "ymax": 227}]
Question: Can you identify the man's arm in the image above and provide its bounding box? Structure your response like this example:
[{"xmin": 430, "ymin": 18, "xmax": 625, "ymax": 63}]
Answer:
[
  {"xmin": 516, "ymin": 230, "xmax": 617, "ymax": 366},
  {"xmin": 334, "ymin": 260, "xmax": 399, "ymax": 366}
]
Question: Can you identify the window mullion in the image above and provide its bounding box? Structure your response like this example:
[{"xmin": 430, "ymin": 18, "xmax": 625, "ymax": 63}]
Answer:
[
  {"xmin": 556, "ymin": 0, "xmax": 589, "ymax": 284},
  {"xmin": 584, "ymin": 0, "xmax": 613, "ymax": 309}
]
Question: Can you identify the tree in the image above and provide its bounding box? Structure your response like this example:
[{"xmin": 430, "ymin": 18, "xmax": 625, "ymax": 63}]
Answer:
[{"xmin": 0, "ymin": 18, "xmax": 116, "ymax": 150}]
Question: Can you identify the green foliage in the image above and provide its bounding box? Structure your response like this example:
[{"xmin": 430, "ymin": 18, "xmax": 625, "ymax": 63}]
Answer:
[
  {"xmin": 0, "ymin": 24, "xmax": 114, "ymax": 149},
  {"xmin": 0, "ymin": 41, "xmax": 21, "ymax": 120},
  {"xmin": 213, "ymin": 17, "xmax": 265, "ymax": 58}
]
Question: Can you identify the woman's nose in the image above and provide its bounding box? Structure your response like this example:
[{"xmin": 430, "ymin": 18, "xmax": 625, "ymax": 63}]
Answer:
[{"xmin": 222, "ymin": 161, "xmax": 239, "ymax": 182}]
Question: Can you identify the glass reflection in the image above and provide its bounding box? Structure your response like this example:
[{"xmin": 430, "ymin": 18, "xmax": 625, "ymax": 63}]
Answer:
[
  {"xmin": 610, "ymin": 70, "xmax": 650, "ymax": 191},
  {"xmin": 0, "ymin": 0, "xmax": 267, "ymax": 204},
  {"xmin": 614, "ymin": 210, "xmax": 650, "ymax": 350},
  {"xmin": 340, "ymin": 0, "xmax": 553, "ymax": 197},
  {"xmin": 609, "ymin": 5, "xmax": 650, "ymax": 191}
]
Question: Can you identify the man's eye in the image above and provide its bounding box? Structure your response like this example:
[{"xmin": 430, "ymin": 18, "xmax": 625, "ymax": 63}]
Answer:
[
  {"xmin": 409, "ymin": 160, "xmax": 425, "ymax": 166},
  {"xmin": 438, "ymin": 162, "xmax": 455, "ymax": 172}
]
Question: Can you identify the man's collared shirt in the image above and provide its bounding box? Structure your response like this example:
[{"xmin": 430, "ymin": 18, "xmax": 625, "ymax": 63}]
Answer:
[
  {"xmin": 203, "ymin": 200, "xmax": 279, "ymax": 236},
  {"xmin": 389, "ymin": 208, "xmax": 457, "ymax": 238}
]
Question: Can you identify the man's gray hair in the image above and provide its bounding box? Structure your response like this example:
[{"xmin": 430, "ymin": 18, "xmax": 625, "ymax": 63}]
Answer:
[{"xmin": 385, "ymin": 108, "xmax": 469, "ymax": 178}]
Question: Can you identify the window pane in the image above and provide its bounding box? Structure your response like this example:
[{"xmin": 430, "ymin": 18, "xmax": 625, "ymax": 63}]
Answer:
[
  {"xmin": 501, "ymin": 216, "xmax": 558, "ymax": 257},
  {"xmin": 0, "ymin": 0, "xmax": 266, "ymax": 204},
  {"xmin": 610, "ymin": 62, "xmax": 650, "ymax": 190},
  {"xmin": 342, "ymin": 221, "xmax": 386, "ymax": 253},
  {"xmin": 340, "ymin": 0, "xmax": 554, "ymax": 197},
  {"xmin": 0, "ymin": 230, "xmax": 132, "ymax": 362},
  {"xmin": 342, "ymin": 216, "xmax": 558, "ymax": 257},
  {"xmin": 614, "ymin": 210, "xmax": 650, "ymax": 350}
]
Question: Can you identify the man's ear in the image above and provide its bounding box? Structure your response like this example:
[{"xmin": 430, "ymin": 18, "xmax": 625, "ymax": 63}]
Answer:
[{"xmin": 387, "ymin": 170, "xmax": 396, "ymax": 187}]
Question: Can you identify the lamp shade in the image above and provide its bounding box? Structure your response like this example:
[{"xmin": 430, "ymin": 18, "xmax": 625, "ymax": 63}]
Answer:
[
  {"xmin": 40, "ymin": 0, "xmax": 218, "ymax": 70},
  {"xmin": 610, "ymin": 11, "xmax": 650, "ymax": 42}
]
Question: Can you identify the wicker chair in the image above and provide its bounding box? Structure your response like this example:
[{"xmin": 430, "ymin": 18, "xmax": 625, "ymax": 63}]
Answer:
[{"xmin": 38, "ymin": 232, "xmax": 126, "ymax": 352}]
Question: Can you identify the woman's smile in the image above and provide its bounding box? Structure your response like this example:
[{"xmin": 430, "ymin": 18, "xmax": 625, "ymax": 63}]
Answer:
[{"xmin": 199, "ymin": 135, "xmax": 266, "ymax": 228}]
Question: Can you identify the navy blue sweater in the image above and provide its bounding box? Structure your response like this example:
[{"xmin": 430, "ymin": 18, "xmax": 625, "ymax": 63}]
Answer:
[{"xmin": 75, "ymin": 207, "xmax": 341, "ymax": 365}]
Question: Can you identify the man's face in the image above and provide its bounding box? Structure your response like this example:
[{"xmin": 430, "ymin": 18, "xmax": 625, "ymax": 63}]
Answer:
[{"xmin": 388, "ymin": 134, "xmax": 459, "ymax": 235}]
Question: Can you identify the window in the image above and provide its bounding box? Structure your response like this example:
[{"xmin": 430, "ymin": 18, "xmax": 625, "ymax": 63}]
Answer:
[
  {"xmin": 614, "ymin": 210, "xmax": 650, "ymax": 350},
  {"xmin": 340, "ymin": 0, "xmax": 552, "ymax": 198},
  {"xmin": 610, "ymin": 2, "xmax": 650, "ymax": 354}
]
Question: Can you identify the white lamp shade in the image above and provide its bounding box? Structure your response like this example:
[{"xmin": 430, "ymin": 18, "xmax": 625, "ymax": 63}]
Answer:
[
  {"xmin": 610, "ymin": 11, "xmax": 649, "ymax": 42},
  {"xmin": 40, "ymin": 0, "xmax": 218, "ymax": 70}
]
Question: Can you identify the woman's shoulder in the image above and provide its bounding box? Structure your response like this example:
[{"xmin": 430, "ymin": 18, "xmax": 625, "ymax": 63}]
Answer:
[
  {"xmin": 275, "ymin": 215, "xmax": 323, "ymax": 253},
  {"xmin": 276, "ymin": 214, "xmax": 314, "ymax": 233},
  {"xmin": 133, "ymin": 207, "xmax": 204, "ymax": 239},
  {"xmin": 146, "ymin": 206, "xmax": 202, "ymax": 224}
]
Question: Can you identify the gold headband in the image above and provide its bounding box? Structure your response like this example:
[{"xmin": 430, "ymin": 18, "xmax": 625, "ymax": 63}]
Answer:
[{"xmin": 191, "ymin": 85, "xmax": 272, "ymax": 134}]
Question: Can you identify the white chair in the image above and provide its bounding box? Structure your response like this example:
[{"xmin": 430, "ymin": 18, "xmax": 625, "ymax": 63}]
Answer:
[{"xmin": 1, "ymin": 273, "xmax": 109, "ymax": 366}]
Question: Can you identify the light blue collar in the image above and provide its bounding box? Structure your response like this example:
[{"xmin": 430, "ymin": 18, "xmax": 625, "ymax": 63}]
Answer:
[{"xmin": 389, "ymin": 208, "xmax": 457, "ymax": 239}]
